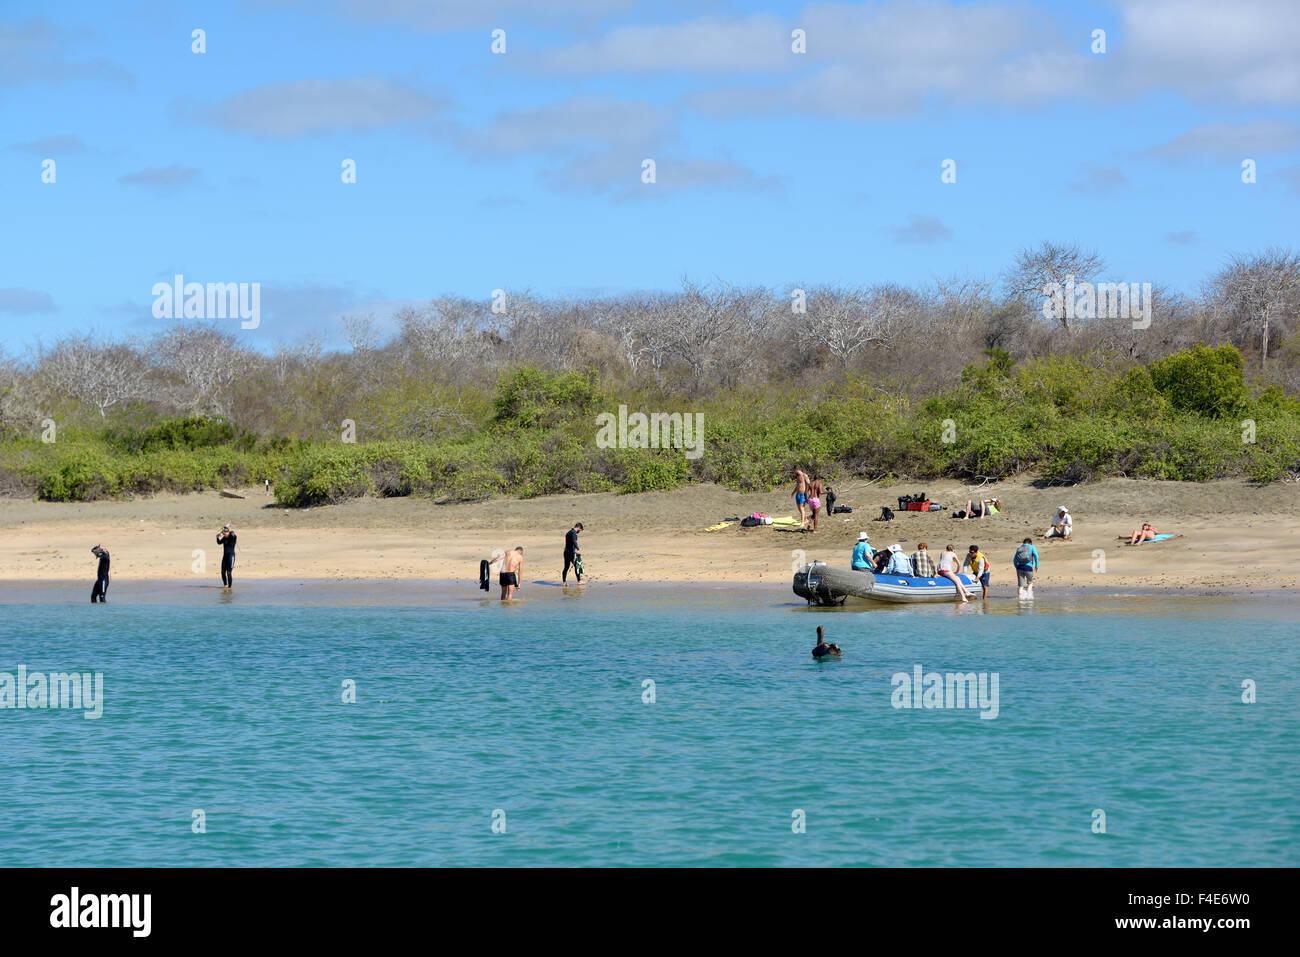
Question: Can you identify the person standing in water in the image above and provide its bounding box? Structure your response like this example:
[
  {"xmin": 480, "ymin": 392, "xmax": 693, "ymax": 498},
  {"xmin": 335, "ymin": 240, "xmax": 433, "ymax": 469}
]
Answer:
[
  {"xmin": 1013, "ymin": 538, "xmax": 1040, "ymax": 600},
  {"xmin": 499, "ymin": 546, "xmax": 524, "ymax": 600},
  {"xmin": 812, "ymin": 626, "xmax": 842, "ymax": 659},
  {"xmin": 563, "ymin": 523, "xmax": 583, "ymax": 584},
  {"xmin": 216, "ymin": 524, "xmax": 237, "ymax": 588},
  {"xmin": 90, "ymin": 544, "xmax": 110, "ymax": 603}
]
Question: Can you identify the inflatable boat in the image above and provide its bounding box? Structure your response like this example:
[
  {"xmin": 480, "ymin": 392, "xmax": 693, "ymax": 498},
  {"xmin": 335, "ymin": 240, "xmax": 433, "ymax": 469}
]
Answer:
[{"xmin": 793, "ymin": 561, "xmax": 977, "ymax": 605}]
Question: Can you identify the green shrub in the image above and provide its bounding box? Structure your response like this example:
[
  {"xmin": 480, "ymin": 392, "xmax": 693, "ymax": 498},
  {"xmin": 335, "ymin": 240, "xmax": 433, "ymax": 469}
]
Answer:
[{"xmin": 1149, "ymin": 345, "xmax": 1248, "ymax": 418}]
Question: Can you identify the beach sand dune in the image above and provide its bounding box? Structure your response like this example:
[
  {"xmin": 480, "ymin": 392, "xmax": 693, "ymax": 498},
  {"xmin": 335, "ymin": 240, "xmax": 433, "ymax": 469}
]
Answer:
[{"xmin": 1, "ymin": 477, "xmax": 1297, "ymax": 593}]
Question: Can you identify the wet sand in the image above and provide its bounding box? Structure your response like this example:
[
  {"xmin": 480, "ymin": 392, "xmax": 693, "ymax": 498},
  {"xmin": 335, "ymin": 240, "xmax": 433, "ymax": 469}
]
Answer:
[{"xmin": 1, "ymin": 477, "xmax": 1298, "ymax": 594}]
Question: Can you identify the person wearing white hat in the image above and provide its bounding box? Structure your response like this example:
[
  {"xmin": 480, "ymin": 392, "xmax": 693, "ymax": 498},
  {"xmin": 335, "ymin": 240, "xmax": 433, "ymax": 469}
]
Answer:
[
  {"xmin": 883, "ymin": 543, "xmax": 913, "ymax": 575},
  {"xmin": 1042, "ymin": 506, "xmax": 1072, "ymax": 540},
  {"xmin": 851, "ymin": 532, "xmax": 873, "ymax": 570}
]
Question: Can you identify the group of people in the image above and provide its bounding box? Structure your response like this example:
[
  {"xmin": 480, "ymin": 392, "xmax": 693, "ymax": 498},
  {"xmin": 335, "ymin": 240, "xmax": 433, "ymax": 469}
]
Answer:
[
  {"xmin": 87, "ymin": 523, "xmax": 239, "ymax": 602},
  {"xmin": 850, "ymin": 532, "xmax": 1041, "ymax": 603},
  {"xmin": 489, "ymin": 523, "xmax": 585, "ymax": 600},
  {"xmin": 792, "ymin": 468, "xmax": 833, "ymax": 532}
]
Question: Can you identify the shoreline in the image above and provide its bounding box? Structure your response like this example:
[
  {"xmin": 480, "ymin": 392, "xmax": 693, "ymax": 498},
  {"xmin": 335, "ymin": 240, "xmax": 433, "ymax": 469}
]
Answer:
[{"xmin": 2, "ymin": 476, "xmax": 1298, "ymax": 595}]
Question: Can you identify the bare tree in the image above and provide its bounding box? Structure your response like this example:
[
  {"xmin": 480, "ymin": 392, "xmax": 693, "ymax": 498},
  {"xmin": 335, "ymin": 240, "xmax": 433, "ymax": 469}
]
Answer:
[
  {"xmin": 1003, "ymin": 241, "xmax": 1106, "ymax": 332},
  {"xmin": 37, "ymin": 336, "xmax": 155, "ymax": 419},
  {"xmin": 805, "ymin": 285, "xmax": 907, "ymax": 366},
  {"xmin": 152, "ymin": 322, "xmax": 249, "ymax": 419},
  {"xmin": 340, "ymin": 313, "xmax": 381, "ymax": 353},
  {"xmin": 1209, "ymin": 248, "xmax": 1300, "ymax": 365},
  {"xmin": 659, "ymin": 279, "xmax": 747, "ymax": 393}
]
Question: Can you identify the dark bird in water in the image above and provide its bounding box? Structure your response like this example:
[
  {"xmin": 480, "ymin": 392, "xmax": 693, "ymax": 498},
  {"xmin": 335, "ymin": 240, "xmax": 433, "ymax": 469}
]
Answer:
[{"xmin": 812, "ymin": 625, "xmax": 842, "ymax": 659}]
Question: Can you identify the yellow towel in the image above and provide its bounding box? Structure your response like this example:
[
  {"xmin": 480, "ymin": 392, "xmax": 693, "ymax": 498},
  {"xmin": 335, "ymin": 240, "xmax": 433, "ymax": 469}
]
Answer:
[{"xmin": 705, "ymin": 521, "xmax": 735, "ymax": 531}]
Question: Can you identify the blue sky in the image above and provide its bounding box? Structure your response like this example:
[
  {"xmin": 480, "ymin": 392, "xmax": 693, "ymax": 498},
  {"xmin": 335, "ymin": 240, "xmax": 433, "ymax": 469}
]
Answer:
[{"xmin": 2, "ymin": 0, "xmax": 1298, "ymax": 351}]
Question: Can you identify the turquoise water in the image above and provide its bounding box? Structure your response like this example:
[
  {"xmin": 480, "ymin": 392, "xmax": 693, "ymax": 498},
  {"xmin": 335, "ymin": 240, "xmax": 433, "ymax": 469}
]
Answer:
[{"xmin": 1, "ymin": 582, "xmax": 1296, "ymax": 866}]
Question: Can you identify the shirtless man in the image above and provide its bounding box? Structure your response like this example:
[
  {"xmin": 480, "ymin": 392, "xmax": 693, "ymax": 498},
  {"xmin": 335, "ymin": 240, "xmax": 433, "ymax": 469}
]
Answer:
[
  {"xmin": 808, "ymin": 476, "xmax": 825, "ymax": 533},
  {"xmin": 792, "ymin": 468, "xmax": 811, "ymax": 528},
  {"xmin": 499, "ymin": 546, "xmax": 524, "ymax": 600}
]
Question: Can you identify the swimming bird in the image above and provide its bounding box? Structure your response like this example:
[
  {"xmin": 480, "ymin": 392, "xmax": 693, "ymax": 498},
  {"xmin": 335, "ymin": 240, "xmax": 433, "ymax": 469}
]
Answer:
[{"xmin": 812, "ymin": 625, "xmax": 842, "ymax": 659}]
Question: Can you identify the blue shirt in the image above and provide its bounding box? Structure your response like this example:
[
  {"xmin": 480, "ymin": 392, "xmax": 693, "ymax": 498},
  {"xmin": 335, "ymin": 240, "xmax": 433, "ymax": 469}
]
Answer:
[
  {"xmin": 884, "ymin": 552, "xmax": 912, "ymax": 575},
  {"xmin": 1013, "ymin": 544, "xmax": 1040, "ymax": 569},
  {"xmin": 851, "ymin": 541, "xmax": 873, "ymax": 569}
]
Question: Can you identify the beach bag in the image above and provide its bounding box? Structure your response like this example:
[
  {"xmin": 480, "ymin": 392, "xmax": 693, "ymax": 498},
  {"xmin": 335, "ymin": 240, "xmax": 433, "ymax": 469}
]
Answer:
[
  {"xmin": 1014, "ymin": 543, "xmax": 1034, "ymax": 566},
  {"xmin": 879, "ymin": 507, "xmax": 895, "ymax": 522}
]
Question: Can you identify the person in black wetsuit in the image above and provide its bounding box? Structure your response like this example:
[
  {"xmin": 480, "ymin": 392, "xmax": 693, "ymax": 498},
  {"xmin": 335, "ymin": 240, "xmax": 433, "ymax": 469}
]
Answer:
[
  {"xmin": 562, "ymin": 522, "xmax": 583, "ymax": 584},
  {"xmin": 216, "ymin": 524, "xmax": 237, "ymax": 588},
  {"xmin": 90, "ymin": 544, "xmax": 110, "ymax": 603}
]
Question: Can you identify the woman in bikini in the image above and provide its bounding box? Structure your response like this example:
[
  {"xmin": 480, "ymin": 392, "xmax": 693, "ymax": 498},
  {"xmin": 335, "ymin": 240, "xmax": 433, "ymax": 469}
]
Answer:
[{"xmin": 938, "ymin": 544, "xmax": 974, "ymax": 602}]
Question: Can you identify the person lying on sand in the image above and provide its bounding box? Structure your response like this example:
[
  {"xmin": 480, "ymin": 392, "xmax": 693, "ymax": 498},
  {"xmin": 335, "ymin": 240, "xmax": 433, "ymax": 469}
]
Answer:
[
  {"xmin": 812, "ymin": 626, "xmax": 842, "ymax": 659},
  {"xmin": 1129, "ymin": 523, "xmax": 1159, "ymax": 545},
  {"xmin": 962, "ymin": 497, "xmax": 1001, "ymax": 519}
]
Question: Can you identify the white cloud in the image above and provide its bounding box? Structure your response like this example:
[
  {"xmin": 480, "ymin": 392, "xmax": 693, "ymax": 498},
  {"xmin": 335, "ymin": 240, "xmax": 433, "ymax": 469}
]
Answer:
[
  {"xmin": 200, "ymin": 77, "xmax": 443, "ymax": 139},
  {"xmin": 889, "ymin": 214, "xmax": 952, "ymax": 244},
  {"xmin": 1149, "ymin": 120, "xmax": 1300, "ymax": 161},
  {"xmin": 119, "ymin": 165, "xmax": 201, "ymax": 189}
]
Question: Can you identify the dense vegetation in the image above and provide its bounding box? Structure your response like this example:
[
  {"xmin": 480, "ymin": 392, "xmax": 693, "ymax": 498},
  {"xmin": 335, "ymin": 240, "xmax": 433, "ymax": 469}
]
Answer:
[
  {"xmin": 3, "ymin": 346, "xmax": 1297, "ymax": 505},
  {"xmin": 3, "ymin": 245, "xmax": 1299, "ymax": 503}
]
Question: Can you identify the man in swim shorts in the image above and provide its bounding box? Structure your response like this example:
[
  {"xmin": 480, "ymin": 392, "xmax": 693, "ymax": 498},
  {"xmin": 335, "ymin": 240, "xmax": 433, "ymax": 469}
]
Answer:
[
  {"xmin": 500, "ymin": 546, "xmax": 524, "ymax": 600},
  {"xmin": 965, "ymin": 544, "xmax": 991, "ymax": 599},
  {"xmin": 792, "ymin": 468, "xmax": 810, "ymax": 528}
]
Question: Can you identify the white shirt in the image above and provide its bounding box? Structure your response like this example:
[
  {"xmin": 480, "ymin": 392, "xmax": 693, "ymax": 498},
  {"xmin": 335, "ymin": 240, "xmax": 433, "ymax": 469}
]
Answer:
[{"xmin": 938, "ymin": 550, "xmax": 957, "ymax": 572}]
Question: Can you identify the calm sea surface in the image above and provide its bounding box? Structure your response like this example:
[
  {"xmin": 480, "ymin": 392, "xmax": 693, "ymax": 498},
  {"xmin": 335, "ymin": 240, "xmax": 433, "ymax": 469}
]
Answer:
[{"xmin": 1, "ymin": 580, "xmax": 1296, "ymax": 866}]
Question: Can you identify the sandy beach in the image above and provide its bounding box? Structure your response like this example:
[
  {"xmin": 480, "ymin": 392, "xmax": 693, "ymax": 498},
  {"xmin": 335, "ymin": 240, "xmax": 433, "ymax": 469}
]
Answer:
[{"xmin": 1, "ymin": 477, "xmax": 1297, "ymax": 594}]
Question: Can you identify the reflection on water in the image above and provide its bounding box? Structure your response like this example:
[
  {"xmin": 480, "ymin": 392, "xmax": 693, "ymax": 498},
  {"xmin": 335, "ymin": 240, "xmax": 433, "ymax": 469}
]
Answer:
[{"xmin": 0, "ymin": 577, "xmax": 1294, "ymax": 623}]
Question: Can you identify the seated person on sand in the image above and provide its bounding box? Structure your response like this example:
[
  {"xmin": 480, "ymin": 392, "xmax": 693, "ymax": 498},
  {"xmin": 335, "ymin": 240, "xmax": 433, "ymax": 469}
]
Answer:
[
  {"xmin": 851, "ymin": 532, "xmax": 874, "ymax": 570},
  {"xmin": 1042, "ymin": 506, "xmax": 1072, "ymax": 539},
  {"xmin": 812, "ymin": 626, "xmax": 843, "ymax": 659},
  {"xmin": 962, "ymin": 497, "xmax": 1001, "ymax": 519},
  {"xmin": 1129, "ymin": 523, "xmax": 1159, "ymax": 545}
]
